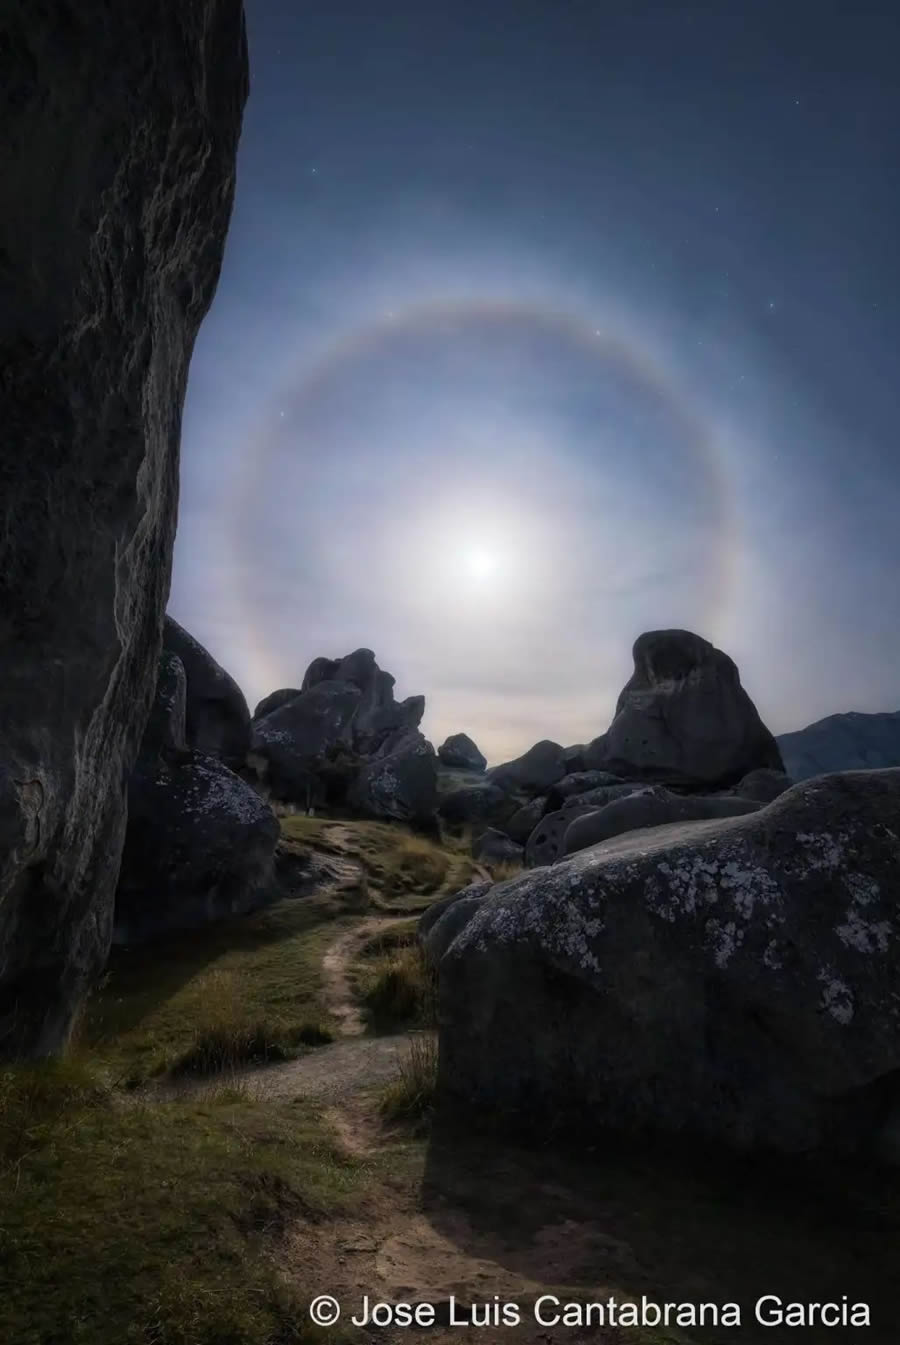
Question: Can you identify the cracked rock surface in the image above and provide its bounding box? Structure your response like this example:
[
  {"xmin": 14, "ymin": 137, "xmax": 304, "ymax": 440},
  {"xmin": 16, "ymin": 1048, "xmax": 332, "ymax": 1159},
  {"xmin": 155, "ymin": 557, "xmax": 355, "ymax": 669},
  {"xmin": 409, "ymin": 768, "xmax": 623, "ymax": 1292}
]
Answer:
[
  {"xmin": 0, "ymin": 1, "xmax": 248, "ymax": 1054},
  {"xmin": 437, "ymin": 769, "xmax": 900, "ymax": 1159}
]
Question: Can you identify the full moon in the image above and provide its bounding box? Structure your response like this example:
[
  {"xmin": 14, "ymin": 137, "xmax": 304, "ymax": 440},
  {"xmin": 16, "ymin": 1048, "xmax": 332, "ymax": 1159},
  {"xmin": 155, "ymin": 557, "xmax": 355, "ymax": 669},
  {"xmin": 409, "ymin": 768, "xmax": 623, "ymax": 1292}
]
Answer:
[{"xmin": 462, "ymin": 545, "xmax": 499, "ymax": 582}]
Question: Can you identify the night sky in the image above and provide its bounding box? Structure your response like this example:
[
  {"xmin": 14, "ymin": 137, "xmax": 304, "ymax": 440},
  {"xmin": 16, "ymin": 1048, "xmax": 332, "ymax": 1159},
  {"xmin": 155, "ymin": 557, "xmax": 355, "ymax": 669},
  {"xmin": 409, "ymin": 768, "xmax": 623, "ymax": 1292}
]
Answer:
[{"xmin": 171, "ymin": 1, "xmax": 899, "ymax": 765}]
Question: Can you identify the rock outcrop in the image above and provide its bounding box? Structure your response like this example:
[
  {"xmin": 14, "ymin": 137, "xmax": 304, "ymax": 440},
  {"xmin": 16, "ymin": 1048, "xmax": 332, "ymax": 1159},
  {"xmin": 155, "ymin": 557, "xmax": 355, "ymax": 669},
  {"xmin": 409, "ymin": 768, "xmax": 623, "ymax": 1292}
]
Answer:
[
  {"xmin": 438, "ymin": 782, "xmax": 521, "ymax": 830},
  {"xmin": 0, "ymin": 2, "xmax": 248, "ymax": 1055},
  {"xmin": 249, "ymin": 679, "xmax": 362, "ymax": 804},
  {"xmin": 560, "ymin": 788, "xmax": 761, "ymax": 858},
  {"xmin": 163, "ymin": 616, "xmax": 250, "ymax": 768},
  {"xmin": 725, "ymin": 767, "xmax": 793, "ymax": 804},
  {"xmin": 436, "ymin": 769, "xmax": 900, "ymax": 1160},
  {"xmin": 545, "ymin": 771, "xmax": 624, "ymax": 808},
  {"xmin": 253, "ymin": 688, "xmax": 302, "ymax": 722},
  {"xmin": 115, "ymin": 653, "xmax": 279, "ymax": 944},
  {"xmin": 584, "ymin": 630, "xmax": 784, "ymax": 788},
  {"xmin": 347, "ymin": 729, "xmax": 438, "ymax": 824},
  {"xmin": 472, "ymin": 828, "xmax": 524, "ymax": 868},
  {"xmin": 487, "ymin": 739, "xmax": 567, "ymax": 795},
  {"xmin": 562, "ymin": 744, "xmax": 587, "ymax": 773},
  {"xmin": 504, "ymin": 797, "xmax": 548, "ymax": 846},
  {"xmin": 248, "ymin": 649, "xmax": 432, "ymax": 817},
  {"xmin": 438, "ymin": 733, "xmax": 487, "ymax": 772},
  {"xmin": 525, "ymin": 793, "xmax": 649, "ymax": 868},
  {"xmin": 777, "ymin": 710, "xmax": 900, "ymax": 781},
  {"xmin": 419, "ymin": 881, "xmax": 494, "ymax": 968}
]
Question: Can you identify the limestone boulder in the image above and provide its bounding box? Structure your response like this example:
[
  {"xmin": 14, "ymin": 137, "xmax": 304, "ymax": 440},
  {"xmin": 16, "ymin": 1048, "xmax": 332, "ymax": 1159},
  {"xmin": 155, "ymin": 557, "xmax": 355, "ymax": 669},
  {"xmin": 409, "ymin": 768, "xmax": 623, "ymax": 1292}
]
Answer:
[
  {"xmin": 357, "ymin": 695, "xmax": 425, "ymax": 758},
  {"xmin": 438, "ymin": 733, "xmax": 487, "ymax": 772},
  {"xmin": 562, "ymin": 788, "xmax": 762, "ymax": 858},
  {"xmin": 301, "ymin": 656, "xmax": 341, "ymax": 692},
  {"xmin": 163, "ymin": 616, "xmax": 250, "ymax": 768},
  {"xmin": 114, "ymin": 654, "xmax": 280, "ymax": 944},
  {"xmin": 562, "ymin": 744, "xmax": 587, "ymax": 774},
  {"xmin": 487, "ymin": 739, "xmax": 567, "ymax": 796},
  {"xmin": 248, "ymin": 649, "xmax": 428, "ymax": 810},
  {"xmin": 419, "ymin": 882, "xmax": 493, "ymax": 968},
  {"xmin": 248, "ymin": 680, "xmax": 362, "ymax": 802},
  {"xmin": 472, "ymin": 828, "xmax": 524, "ymax": 868},
  {"xmin": 252, "ymin": 688, "xmax": 302, "ymax": 722},
  {"xmin": 505, "ymin": 796, "xmax": 548, "ymax": 846},
  {"xmin": 0, "ymin": 0, "xmax": 248, "ymax": 1055},
  {"xmin": 438, "ymin": 783, "xmax": 522, "ymax": 830},
  {"xmin": 545, "ymin": 771, "xmax": 626, "ymax": 809},
  {"xmin": 524, "ymin": 801, "xmax": 641, "ymax": 868},
  {"xmin": 583, "ymin": 630, "xmax": 784, "ymax": 788},
  {"xmin": 726, "ymin": 767, "xmax": 794, "ymax": 805},
  {"xmin": 347, "ymin": 730, "xmax": 438, "ymax": 824},
  {"xmin": 560, "ymin": 782, "xmax": 659, "ymax": 813},
  {"xmin": 418, "ymin": 881, "xmax": 492, "ymax": 942},
  {"xmin": 437, "ymin": 769, "xmax": 900, "ymax": 1159}
]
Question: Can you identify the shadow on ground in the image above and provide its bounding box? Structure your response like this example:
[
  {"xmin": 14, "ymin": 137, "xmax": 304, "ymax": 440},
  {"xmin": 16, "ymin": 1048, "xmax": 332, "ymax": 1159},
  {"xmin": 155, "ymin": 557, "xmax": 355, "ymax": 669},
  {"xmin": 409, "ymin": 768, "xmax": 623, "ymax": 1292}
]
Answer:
[{"xmin": 413, "ymin": 1118, "xmax": 900, "ymax": 1344}]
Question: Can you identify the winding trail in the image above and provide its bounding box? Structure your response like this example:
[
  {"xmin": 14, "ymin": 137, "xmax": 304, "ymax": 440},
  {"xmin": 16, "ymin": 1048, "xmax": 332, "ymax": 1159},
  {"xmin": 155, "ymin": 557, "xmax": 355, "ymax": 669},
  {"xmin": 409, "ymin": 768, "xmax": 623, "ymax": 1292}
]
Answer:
[
  {"xmin": 245, "ymin": 911, "xmax": 423, "ymax": 1103},
  {"xmin": 157, "ymin": 846, "xmax": 425, "ymax": 1105},
  {"xmin": 155, "ymin": 831, "xmax": 891, "ymax": 1345},
  {"xmin": 322, "ymin": 913, "xmax": 412, "ymax": 1038}
]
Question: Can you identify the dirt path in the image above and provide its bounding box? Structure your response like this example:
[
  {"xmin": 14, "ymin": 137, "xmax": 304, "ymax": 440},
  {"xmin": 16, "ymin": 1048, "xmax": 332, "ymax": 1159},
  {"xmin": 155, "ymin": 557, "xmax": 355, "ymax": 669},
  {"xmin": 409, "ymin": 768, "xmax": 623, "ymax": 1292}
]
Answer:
[
  {"xmin": 323, "ymin": 913, "xmax": 413, "ymax": 1037},
  {"xmin": 238, "ymin": 911, "xmax": 423, "ymax": 1103},
  {"xmin": 153, "ymin": 899, "xmax": 420, "ymax": 1106},
  {"xmin": 157, "ymin": 836, "xmax": 900, "ymax": 1343}
]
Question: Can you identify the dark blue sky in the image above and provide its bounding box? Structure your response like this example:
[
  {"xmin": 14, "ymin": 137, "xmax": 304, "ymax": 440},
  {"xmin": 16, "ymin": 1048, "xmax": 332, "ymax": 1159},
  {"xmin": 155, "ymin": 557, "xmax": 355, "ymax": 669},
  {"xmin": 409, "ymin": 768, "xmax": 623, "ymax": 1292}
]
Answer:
[{"xmin": 172, "ymin": 0, "xmax": 899, "ymax": 762}]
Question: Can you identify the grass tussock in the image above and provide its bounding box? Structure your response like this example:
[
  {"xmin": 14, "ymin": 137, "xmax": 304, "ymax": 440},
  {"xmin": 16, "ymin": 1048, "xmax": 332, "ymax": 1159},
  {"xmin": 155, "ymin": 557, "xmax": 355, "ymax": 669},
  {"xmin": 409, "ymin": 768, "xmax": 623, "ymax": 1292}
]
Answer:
[
  {"xmin": 358, "ymin": 936, "xmax": 436, "ymax": 1031},
  {"xmin": 379, "ymin": 832, "xmax": 450, "ymax": 899},
  {"xmin": 380, "ymin": 1033, "xmax": 438, "ymax": 1127},
  {"xmin": 166, "ymin": 967, "xmax": 332, "ymax": 1077},
  {"xmin": 0, "ymin": 1059, "xmax": 365, "ymax": 1345}
]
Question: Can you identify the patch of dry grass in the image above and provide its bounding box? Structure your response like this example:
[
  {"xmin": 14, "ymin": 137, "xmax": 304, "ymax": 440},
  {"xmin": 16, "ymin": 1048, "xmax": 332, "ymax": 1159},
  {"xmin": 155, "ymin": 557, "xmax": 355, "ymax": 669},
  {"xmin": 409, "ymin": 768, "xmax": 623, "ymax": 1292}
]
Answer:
[
  {"xmin": 280, "ymin": 815, "xmax": 481, "ymax": 911},
  {"xmin": 168, "ymin": 966, "xmax": 332, "ymax": 1076},
  {"xmin": 357, "ymin": 936, "xmax": 436, "ymax": 1031},
  {"xmin": 379, "ymin": 1033, "xmax": 438, "ymax": 1126},
  {"xmin": 77, "ymin": 893, "xmax": 346, "ymax": 1086}
]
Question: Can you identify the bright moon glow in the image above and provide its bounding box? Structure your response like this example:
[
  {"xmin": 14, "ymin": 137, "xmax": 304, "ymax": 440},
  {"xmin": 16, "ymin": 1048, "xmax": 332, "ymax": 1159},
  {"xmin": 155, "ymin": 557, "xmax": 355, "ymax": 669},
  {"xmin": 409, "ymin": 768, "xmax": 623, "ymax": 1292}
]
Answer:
[{"xmin": 462, "ymin": 545, "xmax": 499, "ymax": 581}]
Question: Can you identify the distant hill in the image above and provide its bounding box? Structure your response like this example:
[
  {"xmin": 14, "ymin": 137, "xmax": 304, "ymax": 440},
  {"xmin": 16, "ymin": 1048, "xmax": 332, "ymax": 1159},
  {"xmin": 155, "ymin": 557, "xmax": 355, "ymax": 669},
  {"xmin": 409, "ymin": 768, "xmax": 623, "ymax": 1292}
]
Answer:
[{"xmin": 777, "ymin": 711, "xmax": 900, "ymax": 781}]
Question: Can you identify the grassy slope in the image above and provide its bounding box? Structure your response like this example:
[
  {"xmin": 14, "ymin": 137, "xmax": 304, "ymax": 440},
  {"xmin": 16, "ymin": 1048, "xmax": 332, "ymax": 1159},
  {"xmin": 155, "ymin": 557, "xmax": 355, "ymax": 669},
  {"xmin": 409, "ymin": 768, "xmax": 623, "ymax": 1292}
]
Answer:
[
  {"xmin": 0, "ymin": 817, "xmax": 470, "ymax": 1345},
  {"xmin": 5, "ymin": 815, "xmax": 897, "ymax": 1345},
  {"xmin": 278, "ymin": 814, "xmax": 483, "ymax": 911},
  {"xmin": 0, "ymin": 1062, "xmax": 368, "ymax": 1345},
  {"xmin": 79, "ymin": 890, "xmax": 347, "ymax": 1086},
  {"xmin": 77, "ymin": 816, "xmax": 478, "ymax": 1085}
]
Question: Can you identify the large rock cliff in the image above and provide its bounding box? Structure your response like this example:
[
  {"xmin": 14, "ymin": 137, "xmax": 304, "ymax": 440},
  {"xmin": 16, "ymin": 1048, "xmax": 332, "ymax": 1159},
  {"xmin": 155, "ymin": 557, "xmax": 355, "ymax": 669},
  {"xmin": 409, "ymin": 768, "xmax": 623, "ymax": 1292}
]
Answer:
[{"xmin": 0, "ymin": 2, "xmax": 249, "ymax": 1055}]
